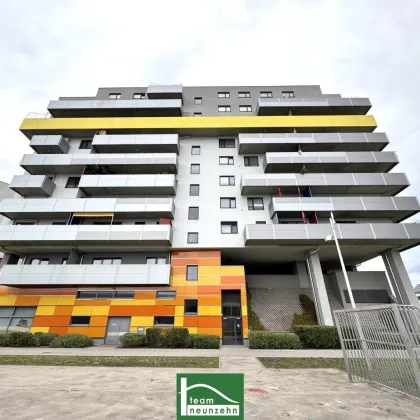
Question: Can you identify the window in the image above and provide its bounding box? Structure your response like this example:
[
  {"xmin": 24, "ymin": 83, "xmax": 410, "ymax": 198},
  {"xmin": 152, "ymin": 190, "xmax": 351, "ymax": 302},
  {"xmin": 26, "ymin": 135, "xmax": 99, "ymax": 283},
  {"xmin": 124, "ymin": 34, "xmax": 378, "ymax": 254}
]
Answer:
[
  {"xmin": 109, "ymin": 93, "xmax": 121, "ymax": 99},
  {"xmin": 248, "ymin": 197, "xmax": 264, "ymax": 210},
  {"xmin": 65, "ymin": 177, "xmax": 80, "ymax": 188},
  {"xmin": 194, "ymin": 113, "xmax": 202, "ymax": 117},
  {"xmin": 191, "ymin": 146, "xmax": 200, "ymax": 155},
  {"xmin": 239, "ymin": 105, "xmax": 252, "ymax": 112},
  {"xmin": 190, "ymin": 184, "xmax": 200, "ymax": 196},
  {"xmin": 76, "ymin": 290, "xmax": 134, "ymax": 299},
  {"xmin": 244, "ymin": 156, "xmax": 259, "ymax": 167},
  {"xmin": 14, "ymin": 221, "xmax": 36, "ymax": 225},
  {"xmin": 188, "ymin": 207, "xmax": 199, "ymax": 220},
  {"xmin": 97, "ymin": 291, "xmax": 114, "ymax": 299},
  {"xmin": 0, "ymin": 306, "xmax": 36, "ymax": 333},
  {"xmin": 260, "ymin": 91, "xmax": 273, "ymax": 98},
  {"xmin": 282, "ymin": 91, "xmax": 295, "ymax": 98},
  {"xmin": 52, "ymin": 221, "xmax": 66, "ymax": 225},
  {"xmin": 218, "ymin": 92, "xmax": 230, "ymax": 98},
  {"xmin": 238, "ymin": 92, "xmax": 251, "ymax": 98},
  {"xmin": 30, "ymin": 258, "xmax": 49, "ymax": 265},
  {"xmin": 220, "ymin": 198, "xmax": 236, "ymax": 208},
  {"xmin": 219, "ymin": 176, "xmax": 235, "ymax": 186},
  {"xmin": 135, "ymin": 221, "xmax": 146, "ymax": 225},
  {"xmin": 79, "ymin": 140, "xmax": 92, "ymax": 149},
  {"xmin": 92, "ymin": 258, "xmax": 121, "ymax": 265},
  {"xmin": 221, "ymin": 222, "xmax": 238, "ymax": 234},
  {"xmin": 256, "ymin": 221, "xmax": 266, "ymax": 224},
  {"xmin": 222, "ymin": 305, "xmax": 241, "ymax": 316},
  {"xmin": 77, "ymin": 291, "xmax": 97, "ymax": 299},
  {"xmin": 154, "ymin": 316, "xmax": 174, "ymax": 326},
  {"xmin": 70, "ymin": 316, "xmax": 90, "ymax": 325},
  {"xmin": 61, "ymin": 258, "xmax": 68, "ymax": 265},
  {"xmin": 190, "ymin": 164, "xmax": 200, "ymax": 174},
  {"xmin": 184, "ymin": 299, "xmax": 198, "ymax": 315},
  {"xmin": 146, "ymin": 257, "xmax": 167, "ymax": 264},
  {"xmin": 219, "ymin": 156, "xmax": 234, "ymax": 165},
  {"xmin": 114, "ymin": 291, "xmax": 134, "ymax": 299},
  {"xmin": 186, "ymin": 265, "xmax": 198, "ymax": 281},
  {"xmin": 194, "ymin": 97, "xmax": 202, "ymax": 105},
  {"xmin": 219, "ymin": 139, "xmax": 235, "ymax": 148},
  {"xmin": 156, "ymin": 291, "xmax": 176, "ymax": 299},
  {"xmin": 218, "ymin": 105, "xmax": 231, "ymax": 112},
  {"xmin": 133, "ymin": 93, "xmax": 145, "ymax": 99},
  {"xmin": 187, "ymin": 232, "xmax": 198, "ymax": 244}
]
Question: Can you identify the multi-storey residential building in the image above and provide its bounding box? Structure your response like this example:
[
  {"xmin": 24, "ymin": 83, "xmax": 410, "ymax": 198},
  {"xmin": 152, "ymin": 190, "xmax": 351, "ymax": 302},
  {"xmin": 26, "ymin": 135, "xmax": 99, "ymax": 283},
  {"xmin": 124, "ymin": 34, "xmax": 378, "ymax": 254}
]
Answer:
[{"xmin": 0, "ymin": 84, "xmax": 419, "ymax": 344}]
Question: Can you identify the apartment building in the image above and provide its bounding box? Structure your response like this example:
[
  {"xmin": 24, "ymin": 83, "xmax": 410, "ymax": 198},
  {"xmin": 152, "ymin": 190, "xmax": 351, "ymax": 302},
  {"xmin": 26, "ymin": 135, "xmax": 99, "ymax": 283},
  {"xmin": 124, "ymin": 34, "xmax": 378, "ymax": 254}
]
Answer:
[{"xmin": 0, "ymin": 84, "xmax": 419, "ymax": 344}]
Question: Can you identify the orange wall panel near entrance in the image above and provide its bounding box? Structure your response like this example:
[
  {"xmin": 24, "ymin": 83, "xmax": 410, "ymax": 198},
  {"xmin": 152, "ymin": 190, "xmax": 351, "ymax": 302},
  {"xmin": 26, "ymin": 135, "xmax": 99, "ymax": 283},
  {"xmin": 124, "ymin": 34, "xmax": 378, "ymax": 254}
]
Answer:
[
  {"xmin": 197, "ymin": 317, "xmax": 222, "ymax": 327},
  {"xmin": 32, "ymin": 316, "xmax": 71, "ymax": 327},
  {"xmin": 183, "ymin": 317, "xmax": 198, "ymax": 327}
]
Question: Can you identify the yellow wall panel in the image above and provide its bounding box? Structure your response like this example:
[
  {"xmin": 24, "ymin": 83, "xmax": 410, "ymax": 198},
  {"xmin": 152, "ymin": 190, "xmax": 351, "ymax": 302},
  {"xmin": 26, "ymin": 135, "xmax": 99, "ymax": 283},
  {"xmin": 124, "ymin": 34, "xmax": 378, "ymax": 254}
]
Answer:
[
  {"xmin": 35, "ymin": 306, "xmax": 56, "ymax": 316},
  {"xmin": 198, "ymin": 306, "xmax": 222, "ymax": 316},
  {"xmin": 171, "ymin": 275, "xmax": 187, "ymax": 286},
  {"xmin": 198, "ymin": 275, "xmax": 221, "ymax": 285},
  {"xmin": 175, "ymin": 306, "xmax": 185, "ymax": 316},
  {"xmin": 198, "ymin": 266, "xmax": 220, "ymax": 276},
  {"xmin": 0, "ymin": 295, "xmax": 17, "ymax": 306},
  {"xmin": 242, "ymin": 306, "xmax": 248, "ymax": 316},
  {"xmin": 130, "ymin": 316, "xmax": 154, "ymax": 327},
  {"xmin": 132, "ymin": 299, "xmax": 155, "ymax": 306},
  {"xmin": 187, "ymin": 327, "xmax": 198, "ymax": 334},
  {"xmin": 220, "ymin": 266, "xmax": 245, "ymax": 276},
  {"xmin": 174, "ymin": 316, "xmax": 183, "ymax": 327},
  {"xmin": 91, "ymin": 306, "xmax": 110, "ymax": 316},
  {"xmin": 56, "ymin": 296, "xmax": 76, "ymax": 306},
  {"xmin": 130, "ymin": 326, "xmax": 137, "ymax": 333},
  {"xmin": 110, "ymin": 299, "xmax": 136, "ymax": 306},
  {"xmin": 30, "ymin": 326, "xmax": 50, "ymax": 333},
  {"xmin": 72, "ymin": 306, "xmax": 93, "ymax": 316},
  {"xmin": 39, "ymin": 296, "xmax": 58, "ymax": 306}
]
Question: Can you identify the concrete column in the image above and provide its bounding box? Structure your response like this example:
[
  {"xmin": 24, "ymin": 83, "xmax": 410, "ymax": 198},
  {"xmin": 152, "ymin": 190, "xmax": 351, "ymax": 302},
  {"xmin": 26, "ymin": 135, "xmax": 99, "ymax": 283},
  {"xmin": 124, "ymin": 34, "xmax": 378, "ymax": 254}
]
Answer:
[
  {"xmin": 68, "ymin": 249, "xmax": 82, "ymax": 265},
  {"xmin": 305, "ymin": 250, "xmax": 334, "ymax": 326},
  {"xmin": 296, "ymin": 261, "xmax": 310, "ymax": 288},
  {"xmin": 0, "ymin": 252, "xmax": 21, "ymax": 267},
  {"xmin": 382, "ymin": 250, "xmax": 418, "ymax": 307}
]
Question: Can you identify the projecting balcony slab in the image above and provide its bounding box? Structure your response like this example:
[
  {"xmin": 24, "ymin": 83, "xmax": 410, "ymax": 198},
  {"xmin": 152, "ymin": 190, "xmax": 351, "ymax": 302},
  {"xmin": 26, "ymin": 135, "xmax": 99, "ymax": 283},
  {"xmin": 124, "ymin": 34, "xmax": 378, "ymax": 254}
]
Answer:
[
  {"xmin": 9, "ymin": 175, "xmax": 55, "ymax": 197},
  {"xmin": 29, "ymin": 135, "xmax": 70, "ymax": 154}
]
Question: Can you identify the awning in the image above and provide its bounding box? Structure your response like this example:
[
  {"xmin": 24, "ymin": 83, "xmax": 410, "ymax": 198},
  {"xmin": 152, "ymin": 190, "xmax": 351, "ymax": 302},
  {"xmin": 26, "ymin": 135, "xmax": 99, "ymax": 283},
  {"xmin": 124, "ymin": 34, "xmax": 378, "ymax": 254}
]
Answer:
[{"xmin": 72, "ymin": 213, "xmax": 113, "ymax": 218}]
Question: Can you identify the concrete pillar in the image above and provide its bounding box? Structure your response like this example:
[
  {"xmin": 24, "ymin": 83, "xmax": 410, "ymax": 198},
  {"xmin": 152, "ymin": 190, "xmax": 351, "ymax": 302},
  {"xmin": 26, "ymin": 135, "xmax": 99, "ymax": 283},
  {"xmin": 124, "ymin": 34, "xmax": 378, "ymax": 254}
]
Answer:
[
  {"xmin": 305, "ymin": 250, "xmax": 334, "ymax": 326},
  {"xmin": 0, "ymin": 252, "xmax": 21, "ymax": 267},
  {"xmin": 296, "ymin": 261, "xmax": 310, "ymax": 288},
  {"xmin": 382, "ymin": 250, "xmax": 418, "ymax": 307},
  {"xmin": 68, "ymin": 249, "xmax": 82, "ymax": 265}
]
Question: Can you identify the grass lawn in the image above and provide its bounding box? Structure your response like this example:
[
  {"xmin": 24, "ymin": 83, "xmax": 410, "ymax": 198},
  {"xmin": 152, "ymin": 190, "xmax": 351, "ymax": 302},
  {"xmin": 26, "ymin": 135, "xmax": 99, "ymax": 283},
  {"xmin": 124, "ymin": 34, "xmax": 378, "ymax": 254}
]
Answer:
[
  {"xmin": 259, "ymin": 357, "xmax": 346, "ymax": 370},
  {"xmin": 0, "ymin": 355, "xmax": 219, "ymax": 368}
]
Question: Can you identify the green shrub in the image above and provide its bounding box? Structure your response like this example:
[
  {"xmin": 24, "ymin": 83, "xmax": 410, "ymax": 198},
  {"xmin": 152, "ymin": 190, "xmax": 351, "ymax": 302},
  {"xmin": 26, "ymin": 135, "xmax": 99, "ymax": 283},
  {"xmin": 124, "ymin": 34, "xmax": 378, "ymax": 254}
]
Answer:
[
  {"xmin": 299, "ymin": 294, "xmax": 317, "ymax": 320},
  {"xmin": 293, "ymin": 325, "xmax": 340, "ymax": 349},
  {"xmin": 187, "ymin": 334, "xmax": 220, "ymax": 349},
  {"xmin": 5, "ymin": 332, "xmax": 36, "ymax": 347},
  {"xmin": 249, "ymin": 331, "xmax": 302, "ymax": 349},
  {"xmin": 291, "ymin": 313, "xmax": 318, "ymax": 329},
  {"xmin": 145, "ymin": 327, "xmax": 164, "ymax": 348},
  {"xmin": 246, "ymin": 286, "xmax": 265, "ymax": 331},
  {"xmin": 120, "ymin": 333, "xmax": 147, "ymax": 348},
  {"xmin": 0, "ymin": 333, "xmax": 9, "ymax": 346},
  {"xmin": 50, "ymin": 334, "xmax": 93, "ymax": 348},
  {"xmin": 162, "ymin": 327, "xmax": 189, "ymax": 348},
  {"xmin": 34, "ymin": 332, "xmax": 60, "ymax": 347}
]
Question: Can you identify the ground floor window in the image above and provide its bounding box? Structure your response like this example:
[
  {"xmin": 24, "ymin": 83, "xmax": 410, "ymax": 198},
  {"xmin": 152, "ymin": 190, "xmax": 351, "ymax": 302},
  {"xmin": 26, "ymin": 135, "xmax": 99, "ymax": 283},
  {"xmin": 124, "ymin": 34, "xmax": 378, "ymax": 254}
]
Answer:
[
  {"xmin": 154, "ymin": 316, "xmax": 174, "ymax": 326},
  {"xmin": 0, "ymin": 306, "xmax": 36, "ymax": 333}
]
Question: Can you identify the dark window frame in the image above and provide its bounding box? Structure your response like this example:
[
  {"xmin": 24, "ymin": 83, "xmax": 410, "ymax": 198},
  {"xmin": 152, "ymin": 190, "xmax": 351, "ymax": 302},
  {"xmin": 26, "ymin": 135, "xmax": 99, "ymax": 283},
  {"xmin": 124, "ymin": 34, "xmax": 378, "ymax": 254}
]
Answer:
[
  {"xmin": 189, "ymin": 184, "xmax": 200, "ymax": 196},
  {"xmin": 194, "ymin": 97, "xmax": 202, "ymax": 105},
  {"xmin": 65, "ymin": 177, "xmax": 81, "ymax": 188},
  {"xmin": 221, "ymin": 221, "xmax": 238, "ymax": 234},
  {"xmin": 184, "ymin": 299, "xmax": 198, "ymax": 315},
  {"xmin": 109, "ymin": 93, "xmax": 121, "ymax": 99},
  {"xmin": 219, "ymin": 139, "xmax": 235, "ymax": 148},
  {"xmin": 220, "ymin": 197, "xmax": 236, "ymax": 209},
  {"xmin": 187, "ymin": 232, "xmax": 198, "ymax": 244},
  {"xmin": 260, "ymin": 91, "xmax": 273, "ymax": 98},
  {"xmin": 133, "ymin": 93, "xmax": 145, "ymax": 99},
  {"xmin": 186, "ymin": 265, "xmax": 198, "ymax": 281},
  {"xmin": 217, "ymin": 92, "xmax": 230, "ymax": 98},
  {"xmin": 219, "ymin": 176, "xmax": 235, "ymax": 186},
  {"xmin": 244, "ymin": 156, "xmax": 259, "ymax": 167},
  {"xmin": 190, "ymin": 164, "xmax": 200, "ymax": 174},
  {"xmin": 218, "ymin": 105, "xmax": 231, "ymax": 112},
  {"xmin": 194, "ymin": 112, "xmax": 202, "ymax": 117},
  {"xmin": 239, "ymin": 105, "xmax": 252, "ymax": 112},
  {"xmin": 188, "ymin": 207, "xmax": 199, "ymax": 220},
  {"xmin": 191, "ymin": 146, "xmax": 201, "ymax": 155},
  {"xmin": 282, "ymin": 91, "xmax": 295, "ymax": 98},
  {"xmin": 156, "ymin": 291, "xmax": 176, "ymax": 299},
  {"xmin": 70, "ymin": 316, "xmax": 90, "ymax": 326},
  {"xmin": 79, "ymin": 140, "xmax": 92, "ymax": 149},
  {"xmin": 238, "ymin": 92, "xmax": 251, "ymax": 98},
  {"xmin": 154, "ymin": 316, "xmax": 175, "ymax": 326},
  {"xmin": 219, "ymin": 156, "xmax": 234, "ymax": 165},
  {"xmin": 248, "ymin": 197, "xmax": 264, "ymax": 211}
]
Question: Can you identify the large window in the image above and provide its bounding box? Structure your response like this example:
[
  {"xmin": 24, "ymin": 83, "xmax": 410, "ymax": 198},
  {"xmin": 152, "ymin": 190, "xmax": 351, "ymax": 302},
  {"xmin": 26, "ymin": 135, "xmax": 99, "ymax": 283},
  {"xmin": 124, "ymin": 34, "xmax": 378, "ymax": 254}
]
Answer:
[
  {"xmin": 239, "ymin": 105, "xmax": 252, "ymax": 112},
  {"xmin": 218, "ymin": 92, "xmax": 230, "ymax": 98},
  {"xmin": 188, "ymin": 207, "xmax": 199, "ymax": 220},
  {"xmin": 156, "ymin": 291, "xmax": 176, "ymax": 299},
  {"xmin": 76, "ymin": 290, "xmax": 134, "ymax": 299},
  {"xmin": 282, "ymin": 91, "xmax": 295, "ymax": 98},
  {"xmin": 0, "ymin": 306, "xmax": 36, "ymax": 333},
  {"xmin": 219, "ymin": 139, "xmax": 235, "ymax": 148},
  {"xmin": 221, "ymin": 222, "xmax": 238, "ymax": 234},
  {"xmin": 190, "ymin": 164, "xmax": 200, "ymax": 174},
  {"xmin": 186, "ymin": 265, "xmax": 198, "ymax": 281},
  {"xmin": 92, "ymin": 258, "xmax": 121, "ymax": 265},
  {"xmin": 65, "ymin": 177, "xmax": 81, "ymax": 188},
  {"xmin": 220, "ymin": 198, "xmax": 236, "ymax": 208},
  {"xmin": 260, "ymin": 91, "xmax": 273, "ymax": 98},
  {"xmin": 238, "ymin": 92, "xmax": 251, "ymax": 98},
  {"xmin": 184, "ymin": 299, "xmax": 198, "ymax": 315},
  {"xmin": 146, "ymin": 257, "xmax": 167, "ymax": 264},
  {"xmin": 154, "ymin": 316, "xmax": 174, "ymax": 326},
  {"xmin": 187, "ymin": 232, "xmax": 199, "ymax": 244},
  {"xmin": 79, "ymin": 140, "xmax": 92, "ymax": 149},
  {"xmin": 218, "ymin": 105, "xmax": 231, "ymax": 112},
  {"xmin": 191, "ymin": 146, "xmax": 201, "ymax": 155},
  {"xmin": 190, "ymin": 184, "xmax": 200, "ymax": 196},
  {"xmin": 70, "ymin": 316, "xmax": 90, "ymax": 325},
  {"xmin": 219, "ymin": 156, "xmax": 234, "ymax": 165},
  {"xmin": 109, "ymin": 93, "xmax": 121, "ymax": 99},
  {"xmin": 220, "ymin": 176, "xmax": 235, "ymax": 186},
  {"xmin": 244, "ymin": 156, "xmax": 259, "ymax": 167},
  {"xmin": 248, "ymin": 198, "xmax": 264, "ymax": 210}
]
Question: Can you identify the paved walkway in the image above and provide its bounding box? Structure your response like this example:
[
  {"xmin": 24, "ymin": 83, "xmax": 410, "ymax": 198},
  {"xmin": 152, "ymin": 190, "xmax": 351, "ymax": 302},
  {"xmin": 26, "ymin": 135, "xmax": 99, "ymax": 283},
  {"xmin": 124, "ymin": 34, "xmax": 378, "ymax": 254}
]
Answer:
[{"xmin": 0, "ymin": 345, "xmax": 344, "ymax": 358}]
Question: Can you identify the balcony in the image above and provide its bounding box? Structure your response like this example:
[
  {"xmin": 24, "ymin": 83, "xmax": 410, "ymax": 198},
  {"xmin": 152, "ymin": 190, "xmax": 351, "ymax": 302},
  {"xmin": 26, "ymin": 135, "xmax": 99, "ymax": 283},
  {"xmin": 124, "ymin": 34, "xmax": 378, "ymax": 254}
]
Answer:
[
  {"xmin": 269, "ymin": 196, "xmax": 420, "ymax": 223},
  {"xmin": 92, "ymin": 134, "xmax": 179, "ymax": 153},
  {"xmin": 9, "ymin": 175, "xmax": 55, "ymax": 197},
  {"xmin": 146, "ymin": 84, "xmax": 183, "ymax": 100},
  {"xmin": 257, "ymin": 97, "xmax": 371, "ymax": 116},
  {"xmin": 29, "ymin": 135, "xmax": 70, "ymax": 154},
  {"xmin": 264, "ymin": 151, "xmax": 398, "ymax": 173},
  {"xmin": 238, "ymin": 133, "xmax": 389, "ymax": 154},
  {"xmin": 0, "ymin": 225, "xmax": 172, "ymax": 248},
  {"xmin": 0, "ymin": 264, "xmax": 170, "ymax": 286},
  {"xmin": 20, "ymin": 153, "xmax": 178, "ymax": 175},
  {"xmin": 79, "ymin": 174, "xmax": 176, "ymax": 195},
  {"xmin": 240, "ymin": 173, "xmax": 409, "ymax": 196},
  {"xmin": 0, "ymin": 197, "xmax": 175, "ymax": 220},
  {"xmin": 47, "ymin": 99, "xmax": 182, "ymax": 118}
]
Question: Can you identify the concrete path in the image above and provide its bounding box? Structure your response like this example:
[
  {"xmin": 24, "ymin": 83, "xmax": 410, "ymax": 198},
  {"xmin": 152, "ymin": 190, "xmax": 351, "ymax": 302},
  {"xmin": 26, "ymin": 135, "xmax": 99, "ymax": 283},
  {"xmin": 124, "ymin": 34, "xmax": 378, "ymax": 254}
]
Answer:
[
  {"xmin": 1, "ymin": 357, "xmax": 418, "ymax": 419},
  {"xmin": 0, "ymin": 345, "xmax": 344, "ymax": 358}
]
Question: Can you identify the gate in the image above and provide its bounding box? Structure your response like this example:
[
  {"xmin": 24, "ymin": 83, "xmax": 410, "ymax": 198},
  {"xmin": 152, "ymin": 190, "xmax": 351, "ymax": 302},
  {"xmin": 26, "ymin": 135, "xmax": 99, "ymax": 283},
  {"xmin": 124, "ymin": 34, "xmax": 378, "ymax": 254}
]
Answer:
[{"xmin": 334, "ymin": 304, "xmax": 420, "ymax": 400}]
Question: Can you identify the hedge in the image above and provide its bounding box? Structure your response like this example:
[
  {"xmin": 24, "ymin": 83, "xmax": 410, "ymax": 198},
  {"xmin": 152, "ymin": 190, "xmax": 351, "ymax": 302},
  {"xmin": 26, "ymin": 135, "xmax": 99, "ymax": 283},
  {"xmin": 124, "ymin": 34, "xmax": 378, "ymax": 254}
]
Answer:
[
  {"xmin": 291, "ymin": 314, "xmax": 318, "ymax": 329},
  {"xmin": 145, "ymin": 327, "xmax": 189, "ymax": 348},
  {"xmin": 187, "ymin": 334, "xmax": 220, "ymax": 349},
  {"xmin": 246, "ymin": 286, "xmax": 265, "ymax": 331},
  {"xmin": 49, "ymin": 334, "xmax": 93, "ymax": 348},
  {"xmin": 249, "ymin": 331, "xmax": 302, "ymax": 349},
  {"xmin": 34, "ymin": 332, "xmax": 60, "ymax": 347},
  {"xmin": 293, "ymin": 325, "xmax": 340, "ymax": 349},
  {"xmin": 120, "ymin": 333, "xmax": 147, "ymax": 348},
  {"xmin": 0, "ymin": 332, "xmax": 37, "ymax": 347}
]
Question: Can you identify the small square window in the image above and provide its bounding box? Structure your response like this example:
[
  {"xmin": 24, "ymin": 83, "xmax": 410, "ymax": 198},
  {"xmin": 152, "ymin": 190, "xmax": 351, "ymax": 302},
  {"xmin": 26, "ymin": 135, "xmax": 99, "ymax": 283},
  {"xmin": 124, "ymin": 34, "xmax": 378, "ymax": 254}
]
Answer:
[
  {"xmin": 219, "ymin": 139, "xmax": 235, "ymax": 148},
  {"xmin": 187, "ymin": 232, "xmax": 198, "ymax": 244},
  {"xmin": 194, "ymin": 113, "xmax": 202, "ymax": 117},
  {"xmin": 194, "ymin": 97, "xmax": 202, "ymax": 105},
  {"xmin": 239, "ymin": 105, "xmax": 252, "ymax": 112},
  {"xmin": 282, "ymin": 91, "xmax": 295, "ymax": 98},
  {"xmin": 70, "ymin": 316, "xmax": 90, "ymax": 325},
  {"xmin": 218, "ymin": 92, "xmax": 230, "ymax": 98},
  {"xmin": 190, "ymin": 184, "xmax": 200, "ymax": 196},
  {"xmin": 156, "ymin": 291, "xmax": 176, "ymax": 299},
  {"xmin": 219, "ymin": 176, "xmax": 235, "ymax": 186},
  {"xmin": 188, "ymin": 207, "xmax": 199, "ymax": 220},
  {"xmin": 184, "ymin": 299, "xmax": 198, "ymax": 314},
  {"xmin": 260, "ymin": 91, "xmax": 273, "ymax": 98},
  {"xmin": 238, "ymin": 92, "xmax": 251, "ymax": 98},
  {"xmin": 109, "ymin": 93, "xmax": 121, "ymax": 99},
  {"xmin": 244, "ymin": 156, "xmax": 259, "ymax": 167},
  {"xmin": 248, "ymin": 197, "xmax": 264, "ymax": 210},
  {"xmin": 133, "ymin": 93, "xmax": 145, "ymax": 99},
  {"xmin": 186, "ymin": 265, "xmax": 198, "ymax": 281},
  {"xmin": 190, "ymin": 164, "xmax": 200, "ymax": 174},
  {"xmin": 154, "ymin": 316, "xmax": 174, "ymax": 326},
  {"xmin": 191, "ymin": 146, "xmax": 200, "ymax": 155},
  {"xmin": 219, "ymin": 156, "xmax": 234, "ymax": 165},
  {"xmin": 65, "ymin": 177, "xmax": 80, "ymax": 188},
  {"xmin": 218, "ymin": 105, "xmax": 231, "ymax": 112},
  {"xmin": 79, "ymin": 140, "xmax": 92, "ymax": 149},
  {"xmin": 220, "ymin": 198, "xmax": 236, "ymax": 208},
  {"xmin": 221, "ymin": 222, "xmax": 238, "ymax": 234}
]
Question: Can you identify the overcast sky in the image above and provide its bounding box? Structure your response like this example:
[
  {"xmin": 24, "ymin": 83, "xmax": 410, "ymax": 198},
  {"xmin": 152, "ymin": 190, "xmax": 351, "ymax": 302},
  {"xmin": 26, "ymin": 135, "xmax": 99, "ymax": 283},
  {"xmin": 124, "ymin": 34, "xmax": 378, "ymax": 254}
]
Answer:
[{"xmin": 1, "ymin": 0, "xmax": 419, "ymax": 285}]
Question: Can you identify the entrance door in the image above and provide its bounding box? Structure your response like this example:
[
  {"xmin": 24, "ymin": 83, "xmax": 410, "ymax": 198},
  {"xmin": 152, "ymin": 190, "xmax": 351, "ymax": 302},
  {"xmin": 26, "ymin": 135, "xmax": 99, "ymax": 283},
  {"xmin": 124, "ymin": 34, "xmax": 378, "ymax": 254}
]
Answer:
[
  {"xmin": 105, "ymin": 317, "xmax": 130, "ymax": 345},
  {"xmin": 222, "ymin": 317, "xmax": 243, "ymax": 345}
]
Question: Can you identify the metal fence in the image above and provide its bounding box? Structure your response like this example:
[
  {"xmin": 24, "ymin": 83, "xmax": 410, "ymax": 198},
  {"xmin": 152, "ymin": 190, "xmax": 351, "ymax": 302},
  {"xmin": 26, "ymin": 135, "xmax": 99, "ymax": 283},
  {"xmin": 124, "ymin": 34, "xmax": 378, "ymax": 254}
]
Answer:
[{"xmin": 334, "ymin": 304, "xmax": 420, "ymax": 400}]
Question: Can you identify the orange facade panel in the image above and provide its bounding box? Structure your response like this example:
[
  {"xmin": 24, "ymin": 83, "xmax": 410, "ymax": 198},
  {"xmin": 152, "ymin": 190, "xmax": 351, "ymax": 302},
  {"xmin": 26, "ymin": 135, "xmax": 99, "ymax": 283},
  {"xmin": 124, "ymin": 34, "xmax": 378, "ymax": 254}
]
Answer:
[
  {"xmin": 197, "ymin": 286, "xmax": 221, "ymax": 294},
  {"xmin": 171, "ymin": 266, "xmax": 187, "ymax": 276},
  {"xmin": 74, "ymin": 299, "xmax": 112, "ymax": 306},
  {"xmin": 221, "ymin": 276, "xmax": 245, "ymax": 285},
  {"xmin": 109, "ymin": 306, "xmax": 175, "ymax": 316},
  {"xmin": 198, "ymin": 258, "xmax": 221, "ymax": 266},
  {"xmin": 15, "ymin": 296, "xmax": 40, "ymax": 306},
  {"xmin": 183, "ymin": 317, "xmax": 198, "ymax": 327},
  {"xmin": 67, "ymin": 326, "xmax": 106, "ymax": 338},
  {"xmin": 32, "ymin": 316, "xmax": 71, "ymax": 327},
  {"xmin": 197, "ymin": 316, "xmax": 222, "ymax": 327},
  {"xmin": 197, "ymin": 327, "xmax": 222, "ymax": 336},
  {"xmin": 134, "ymin": 291, "xmax": 156, "ymax": 299},
  {"xmin": 198, "ymin": 295, "xmax": 222, "ymax": 306},
  {"xmin": 54, "ymin": 306, "xmax": 73, "ymax": 316},
  {"xmin": 49, "ymin": 326, "xmax": 68, "ymax": 335},
  {"xmin": 89, "ymin": 316, "xmax": 108, "ymax": 327}
]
